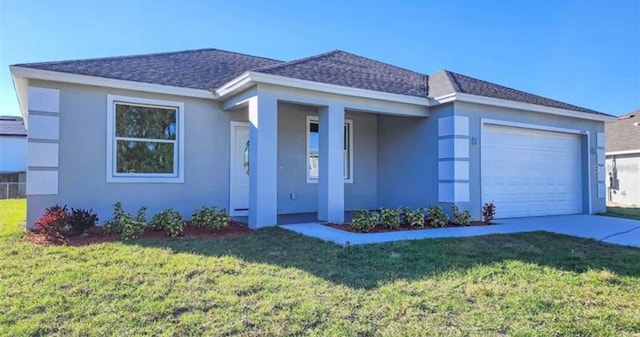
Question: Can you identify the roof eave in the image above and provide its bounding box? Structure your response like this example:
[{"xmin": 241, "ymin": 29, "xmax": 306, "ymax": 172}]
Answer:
[
  {"xmin": 431, "ymin": 92, "xmax": 616, "ymax": 123},
  {"xmin": 10, "ymin": 67, "xmax": 29, "ymax": 124},
  {"xmin": 215, "ymin": 71, "xmax": 431, "ymax": 106},
  {"xmin": 10, "ymin": 66, "xmax": 217, "ymax": 101}
]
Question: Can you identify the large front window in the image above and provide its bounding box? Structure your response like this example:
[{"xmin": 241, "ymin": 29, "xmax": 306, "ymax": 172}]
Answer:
[
  {"xmin": 107, "ymin": 95, "xmax": 184, "ymax": 183},
  {"xmin": 306, "ymin": 116, "xmax": 353, "ymax": 183}
]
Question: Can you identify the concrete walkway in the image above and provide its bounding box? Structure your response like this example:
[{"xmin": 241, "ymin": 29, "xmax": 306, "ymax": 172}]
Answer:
[{"xmin": 279, "ymin": 215, "xmax": 640, "ymax": 247}]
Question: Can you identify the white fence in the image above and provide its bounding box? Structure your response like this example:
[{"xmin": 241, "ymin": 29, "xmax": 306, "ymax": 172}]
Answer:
[{"xmin": 0, "ymin": 182, "xmax": 26, "ymax": 199}]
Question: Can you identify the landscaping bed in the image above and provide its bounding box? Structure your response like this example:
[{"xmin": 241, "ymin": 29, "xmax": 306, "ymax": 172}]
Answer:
[
  {"xmin": 326, "ymin": 220, "xmax": 490, "ymax": 233},
  {"xmin": 27, "ymin": 221, "xmax": 251, "ymax": 246}
]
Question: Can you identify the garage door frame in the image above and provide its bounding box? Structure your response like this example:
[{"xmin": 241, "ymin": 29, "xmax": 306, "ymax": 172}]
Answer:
[{"xmin": 480, "ymin": 119, "xmax": 592, "ymax": 217}]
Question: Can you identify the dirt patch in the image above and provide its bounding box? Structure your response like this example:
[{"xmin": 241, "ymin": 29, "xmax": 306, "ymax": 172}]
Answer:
[
  {"xmin": 26, "ymin": 222, "xmax": 251, "ymax": 246},
  {"xmin": 325, "ymin": 221, "xmax": 491, "ymax": 233}
]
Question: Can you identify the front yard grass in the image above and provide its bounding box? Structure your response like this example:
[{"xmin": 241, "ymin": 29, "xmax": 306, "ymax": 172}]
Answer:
[
  {"xmin": 2, "ymin": 199, "xmax": 640, "ymax": 336},
  {"xmin": 605, "ymin": 206, "xmax": 640, "ymax": 220}
]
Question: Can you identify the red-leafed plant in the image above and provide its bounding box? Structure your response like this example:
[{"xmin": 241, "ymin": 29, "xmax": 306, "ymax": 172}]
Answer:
[
  {"xmin": 34, "ymin": 205, "xmax": 69, "ymax": 242},
  {"xmin": 482, "ymin": 201, "xmax": 496, "ymax": 224}
]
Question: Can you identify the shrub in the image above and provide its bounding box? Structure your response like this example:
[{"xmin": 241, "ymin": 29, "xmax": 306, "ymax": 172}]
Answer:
[
  {"xmin": 150, "ymin": 209, "xmax": 184, "ymax": 237},
  {"xmin": 482, "ymin": 201, "xmax": 496, "ymax": 224},
  {"xmin": 192, "ymin": 206, "xmax": 229, "ymax": 230},
  {"xmin": 399, "ymin": 207, "xmax": 412, "ymax": 225},
  {"xmin": 67, "ymin": 208, "xmax": 98, "ymax": 234},
  {"xmin": 104, "ymin": 202, "xmax": 147, "ymax": 240},
  {"xmin": 451, "ymin": 205, "xmax": 471, "ymax": 226},
  {"xmin": 379, "ymin": 207, "xmax": 400, "ymax": 229},
  {"xmin": 351, "ymin": 210, "xmax": 379, "ymax": 233},
  {"xmin": 428, "ymin": 206, "xmax": 448, "ymax": 228},
  {"xmin": 34, "ymin": 205, "xmax": 69, "ymax": 242},
  {"xmin": 405, "ymin": 208, "xmax": 426, "ymax": 228}
]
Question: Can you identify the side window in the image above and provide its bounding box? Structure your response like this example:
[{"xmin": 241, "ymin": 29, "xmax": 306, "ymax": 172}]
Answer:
[
  {"xmin": 306, "ymin": 116, "xmax": 353, "ymax": 183},
  {"xmin": 107, "ymin": 95, "xmax": 184, "ymax": 183}
]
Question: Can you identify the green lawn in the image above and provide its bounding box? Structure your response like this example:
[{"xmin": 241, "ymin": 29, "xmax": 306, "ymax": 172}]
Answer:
[
  {"xmin": 605, "ymin": 206, "xmax": 640, "ymax": 220},
  {"xmin": 2, "ymin": 199, "xmax": 640, "ymax": 336}
]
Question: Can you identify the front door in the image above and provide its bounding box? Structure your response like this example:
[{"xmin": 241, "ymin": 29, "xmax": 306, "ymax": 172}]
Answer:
[{"xmin": 230, "ymin": 122, "xmax": 250, "ymax": 216}]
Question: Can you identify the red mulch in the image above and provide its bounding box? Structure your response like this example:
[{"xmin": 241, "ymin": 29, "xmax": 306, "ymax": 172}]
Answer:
[
  {"xmin": 325, "ymin": 220, "xmax": 490, "ymax": 233},
  {"xmin": 26, "ymin": 221, "xmax": 251, "ymax": 246}
]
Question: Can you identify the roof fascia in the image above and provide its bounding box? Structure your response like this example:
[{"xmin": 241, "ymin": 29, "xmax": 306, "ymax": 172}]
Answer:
[
  {"xmin": 10, "ymin": 66, "xmax": 216, "ymax": 100},
  {"xmin": 432, "ymin": 92, "xmax": 616, "ymax": 122},
  {"xmin": 215, "ymin": 71, "xmax": 431, "ymax": 106}
]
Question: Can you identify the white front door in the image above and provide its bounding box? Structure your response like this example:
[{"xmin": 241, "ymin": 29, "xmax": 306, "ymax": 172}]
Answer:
[{"xmin": 230, "ymin": 122, "xmax": 250, "ymax": 216}]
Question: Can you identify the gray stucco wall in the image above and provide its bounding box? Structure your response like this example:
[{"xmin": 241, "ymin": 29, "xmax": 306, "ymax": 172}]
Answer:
[
  {"xmin": 26, "ymin": 82, "xmax": 380, "ymax": 226},
  {"xmin": 454, "ymin": 101, "xmax": 606, "ymax": 218},
  {"xmin": 27, "ymin": 80, "xmax": 237, "ymax": 226},
  {"xmin": 276, "ymin": 102, "xmax": 378, "ymax": 213},
  {"xmin": 377, "ymin": 104, "xmax": 453, "ymax": 209}
]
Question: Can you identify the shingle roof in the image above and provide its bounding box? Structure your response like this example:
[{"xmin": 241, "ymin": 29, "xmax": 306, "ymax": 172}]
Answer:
[
  {"xmin": 14, "ymin": 48, "xmax": 606, "ymax": 115},
  {"xmin": 14, "ymin": 49, "xmax": 282, "ymax": 91},
  {"xmin": 605, "ymin": 111, "xmax": 640, "ymax": 152},
  {"xmin": 254, "ymin": 50, "xmax": 429, "ymax": 97},
  {"xmin": 0, "ymin": 116, "xmax": 26, "ymax": 137},
  {"xmin": 440, "ymin": 70, "xmax": 605, "ymax": 115}
]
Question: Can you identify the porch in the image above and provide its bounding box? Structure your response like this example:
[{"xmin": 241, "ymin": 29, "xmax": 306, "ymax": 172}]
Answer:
[{"xmin": 223, "ymin": 84, "xmax": 431, "ymax": 229}]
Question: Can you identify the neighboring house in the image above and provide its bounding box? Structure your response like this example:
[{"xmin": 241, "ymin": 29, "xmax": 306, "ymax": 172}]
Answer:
[
  {"xmin": 0, "ymin": 116, "xmax": 27, "ymax": 198},
  {"xmin": 605, "ymin": 111, "xmax": 640, "ymax": 206},
  {"xmin": 9, "ymin": 49, "xmax": 615, "ymax": 228}
]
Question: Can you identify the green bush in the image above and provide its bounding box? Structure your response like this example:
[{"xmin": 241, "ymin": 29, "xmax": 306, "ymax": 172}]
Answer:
[
  {"xmin": 399, "ymin": 207, "xmax": 412, "ymax": 225},
  {"xmin": 379, "ymin": 207, "xmax": 400, "ymax": 229},
  {"xmin": 405, "ymin": 208, "xmax": 426, "ymax": 228},
  {"xmin": 351, "ymin": 210, "xmax": 379, "ymax": 233},
  {"xmin": 104, "ymin": 202, "xmax": 126, "ymax": 234},
  {"xmin": 104, "ymin": 202, "xmax": 147, "ymax": 240},
  {"xmin": 428, "ymin": 206, "xmax": 448, "ymax": 228},
  {"xmin": 67, "ymin": 208, "xmax": 98, "ymax": 235},
  {"xmin": 150, "ymin": 209, "xmax": 184, "ymax": 237},
  {"xmin": 192, "ymin": 206, "xmax": 229, "ymax": 230},
  {"xmin": 451, "ymin": 205, "xmax": 471, "ymax": 226}
]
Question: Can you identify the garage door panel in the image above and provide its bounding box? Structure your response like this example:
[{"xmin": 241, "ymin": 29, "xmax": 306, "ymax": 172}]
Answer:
[{"xmin": 482, "ymin": 124, "xmax": 582, "ymax": 218}]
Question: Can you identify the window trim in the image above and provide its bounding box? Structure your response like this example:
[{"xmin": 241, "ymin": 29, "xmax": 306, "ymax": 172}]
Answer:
[
  {"xmin": 306, "ymin": 115, "xmax": 353, "ymax": 184},
  {"xmin": 106, "ymin": 95, "xmax": 185, "ymax": 183}
]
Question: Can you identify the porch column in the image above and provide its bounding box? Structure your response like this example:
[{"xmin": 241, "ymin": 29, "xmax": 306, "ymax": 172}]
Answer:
[
  {"xmin": 317, "ymin": 104, "xmax": 345, "ymax": 223},
  {"xmin": 248, "ymin": 93, "xmax": 278, "ymax": 228}
]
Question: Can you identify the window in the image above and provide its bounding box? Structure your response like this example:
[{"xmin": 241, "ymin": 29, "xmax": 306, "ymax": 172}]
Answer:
[
  {"xmin": 106, "ymin": 95, "xmax": 184, "ymax": 183},
  {"xmin": 306, "ymin": 116, "xmax": 353, "ymax": 183}
]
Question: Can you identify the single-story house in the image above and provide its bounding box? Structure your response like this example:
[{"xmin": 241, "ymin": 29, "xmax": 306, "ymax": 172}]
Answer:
[
  {"xmin": 0, "ymin": 116, "xmax": 27, "ymax": 198},
  {"xmin": 10, "ymin": 49, "xmax": 615, "ymax": 228},
  {"xmin": 605, "ymin": 111, "xmax": 640, "ymax": 206}
]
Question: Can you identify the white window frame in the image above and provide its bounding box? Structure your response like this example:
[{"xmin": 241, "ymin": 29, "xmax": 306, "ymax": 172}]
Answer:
[
  {"xmin": 106, "ymin": 95, "xmax": 185, "ymax": 183},
  {"xmin": 306, "ymin": 116, "xmax": 353, "ymax": 184}
]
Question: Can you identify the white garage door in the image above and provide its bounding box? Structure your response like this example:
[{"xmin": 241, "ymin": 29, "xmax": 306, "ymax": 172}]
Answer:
[{"xmin": 482, "ymin": 124, "xmax": 583, "ymax": 218}]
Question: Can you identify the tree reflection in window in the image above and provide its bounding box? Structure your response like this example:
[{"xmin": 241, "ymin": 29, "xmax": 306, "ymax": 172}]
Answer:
[{"xmin": 243, "ymin": 140, "xmax": 250, "ymax": 175}]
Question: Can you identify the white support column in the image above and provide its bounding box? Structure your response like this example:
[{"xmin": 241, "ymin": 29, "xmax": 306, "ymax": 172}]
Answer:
[
  {"xmin": 317, "ymin": 104, "xmax": 345, "ymax": 223},
  {"xmin": 248, "ymin": 93, "xmax": 278, "ymax": 228}
]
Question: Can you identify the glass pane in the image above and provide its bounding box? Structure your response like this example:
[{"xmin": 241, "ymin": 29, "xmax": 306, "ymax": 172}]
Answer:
[
  {"xmin": 307, "ymin": 121, "xmax": 351, "ymax": 179},
  {"xmin": 116, "ymin": 140, "xmax": 175, "ymax": 174},
  {"xmin": 116, "ymin": 103, "xmax": 177, "ymax": 140},
  {"xmin": 309, "ymin": 122, "xmax": 319, "ymax": 178}
]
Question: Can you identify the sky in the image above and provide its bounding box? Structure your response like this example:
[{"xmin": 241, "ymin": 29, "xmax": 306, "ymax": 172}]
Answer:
[{"xmin": 0, "ymin": 0, "xmax": 638, "ymax": 117}]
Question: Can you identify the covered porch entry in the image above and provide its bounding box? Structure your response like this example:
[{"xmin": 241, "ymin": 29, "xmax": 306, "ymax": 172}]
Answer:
[{"xmin": 223, "ymin": 84, "xmax": 430, "ymax": 229}]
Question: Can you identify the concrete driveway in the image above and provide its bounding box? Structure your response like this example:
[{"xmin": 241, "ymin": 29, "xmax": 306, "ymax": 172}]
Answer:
[{"xmin": 280, "ymin": 215, "xmax": 640, "ymax": 247}]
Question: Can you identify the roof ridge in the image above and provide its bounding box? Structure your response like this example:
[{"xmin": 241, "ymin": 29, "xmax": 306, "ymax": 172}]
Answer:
[
  {"xmin": 13, "ymin": 48, "xmax": 284, "ymax": 67},
  {"xmin": 442, "ymin": 70, "xmax": 461, "ymax": 92},
  {"xmin": 331, "ymin": 50, "xmax": 429, "ymax": 77},
  {"xmin": 251, "ymin": 50, "xmax": 342, "ymax": 72}
]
